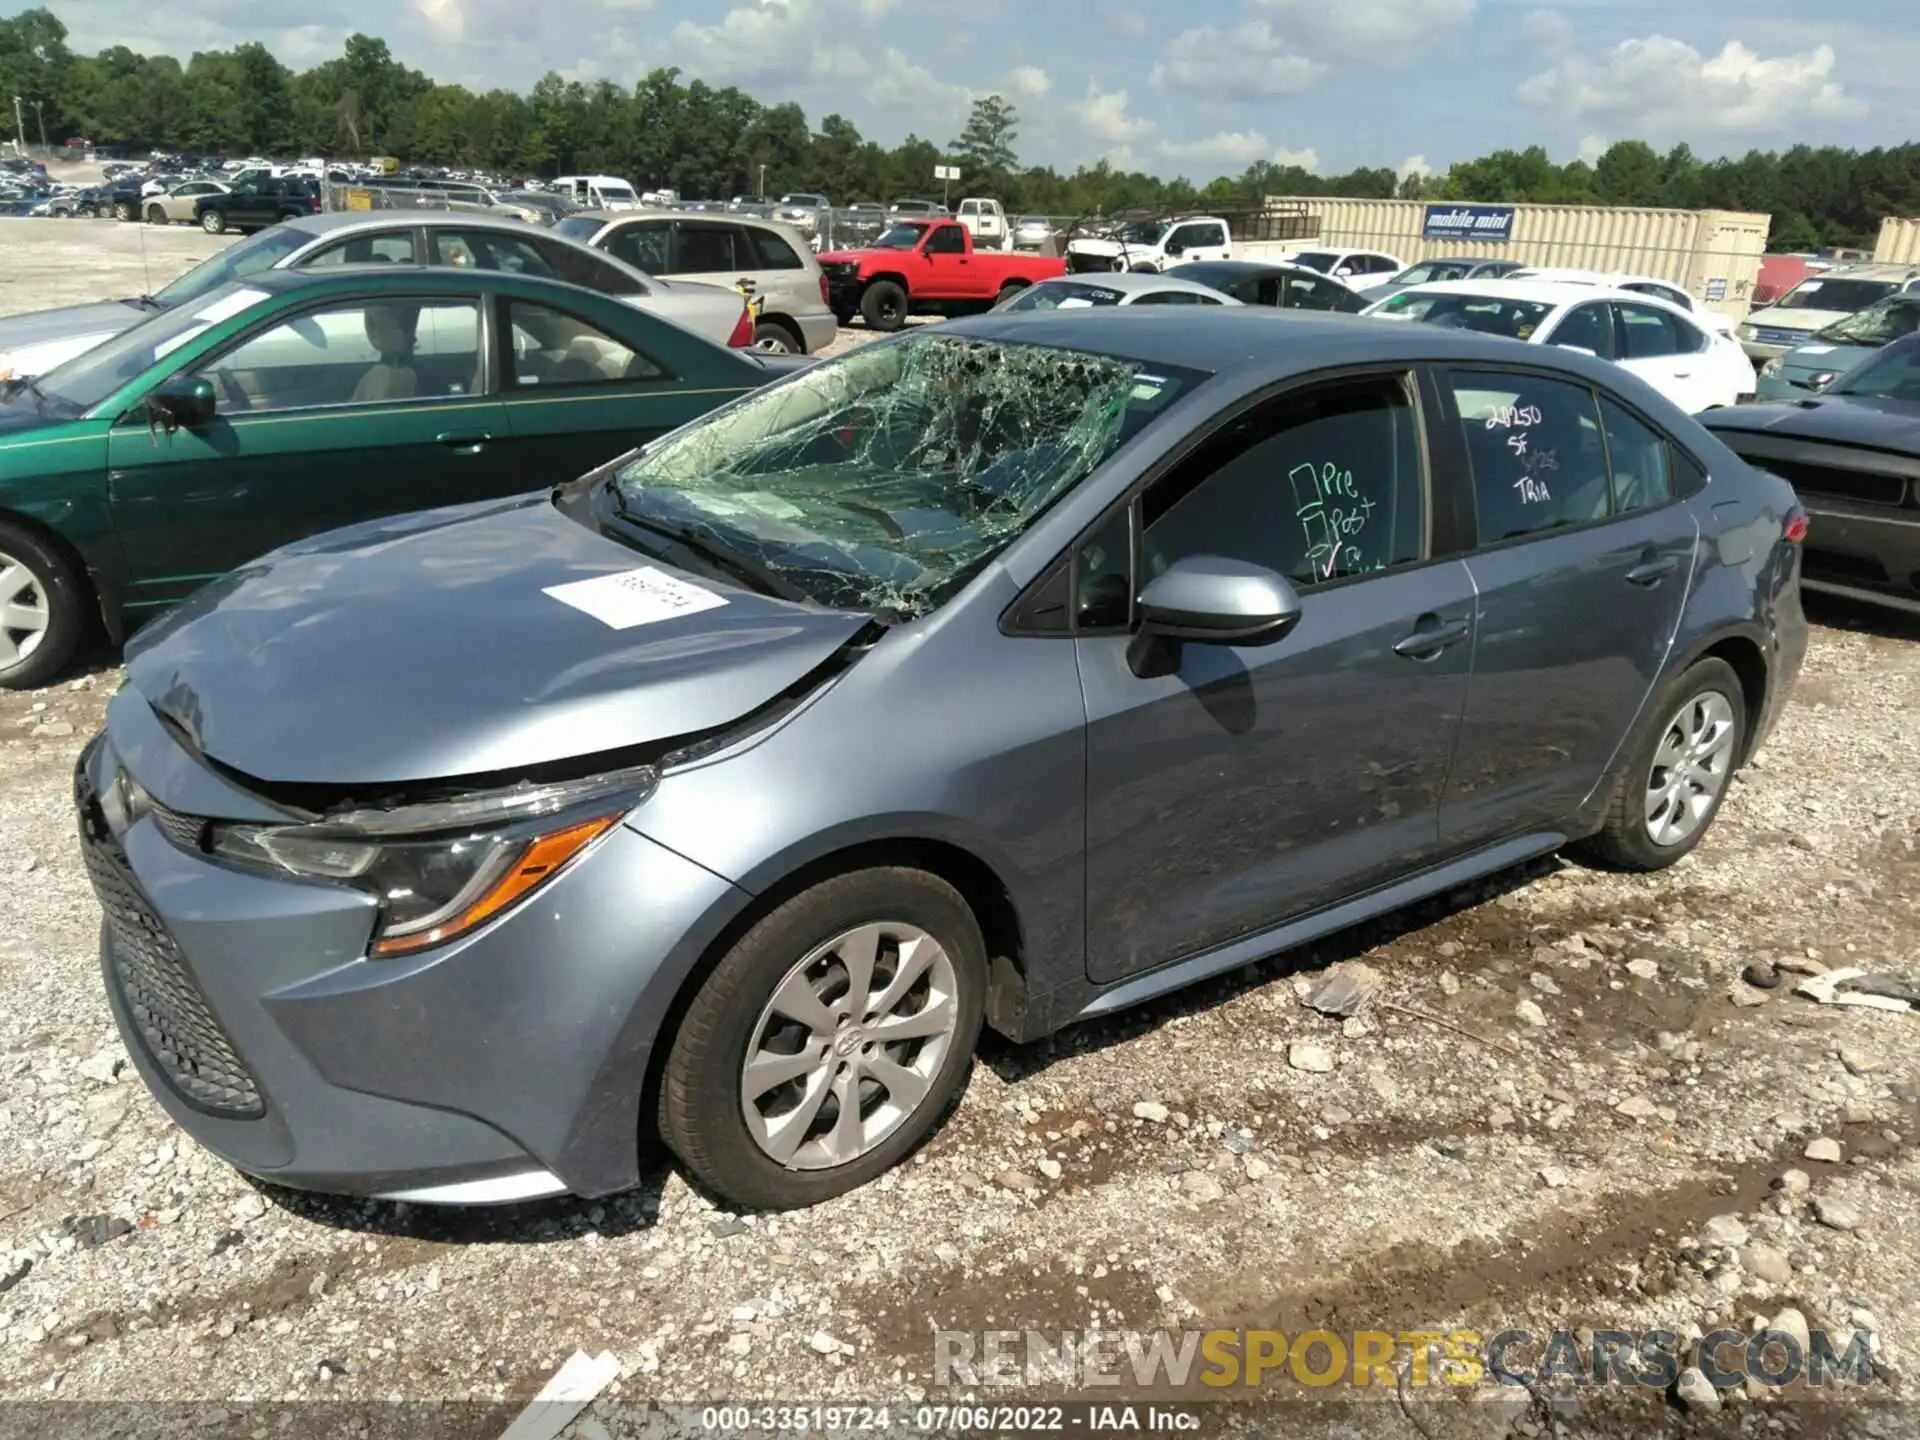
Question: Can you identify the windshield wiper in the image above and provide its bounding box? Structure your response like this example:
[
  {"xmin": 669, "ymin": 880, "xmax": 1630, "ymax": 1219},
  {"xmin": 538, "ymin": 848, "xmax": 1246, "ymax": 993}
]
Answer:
[
  {"xmin": 119, "ymin": 294, "xmax": 163, "ymax": 311},
  {"xmin": 1, "ymin": 374, "xmax": 51, "ymax": 408},
  {"xmin": 606, "ymin": 502, "xmax": 810, "ymax": 604}
]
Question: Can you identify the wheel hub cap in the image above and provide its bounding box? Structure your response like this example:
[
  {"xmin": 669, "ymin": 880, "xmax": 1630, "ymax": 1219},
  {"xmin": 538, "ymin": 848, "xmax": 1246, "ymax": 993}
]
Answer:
[
  {"xmin": 0, "ymin": 549, "xmax": 51, "ymax": 670},
  {"xmin": 1643, "ymin": 689, "xmax": 1736, "ymax": 848},
  {"xmin": 740, "ymin": 922, "xmax": 959, "ymax": 1171}
]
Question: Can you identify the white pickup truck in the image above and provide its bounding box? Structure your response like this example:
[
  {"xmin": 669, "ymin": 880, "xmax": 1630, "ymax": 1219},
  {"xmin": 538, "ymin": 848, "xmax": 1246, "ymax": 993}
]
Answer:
[
  {"xmin": 1065, "ymin": 215, "xmax": 1233, "ymax": 274},
  {"xmin": 955, "ymin": 197, "xmax": 1011, "ymax": 250}
]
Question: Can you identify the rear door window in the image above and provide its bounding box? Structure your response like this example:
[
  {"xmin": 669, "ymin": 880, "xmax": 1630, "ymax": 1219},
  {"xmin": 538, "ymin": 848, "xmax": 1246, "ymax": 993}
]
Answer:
[
  {"xmin": 607, "ymin": 221, "xmax": 671, "ymax": 275},
  {"xmin": 747, "ymin": 226, "xmax": 806, "ymax": 271},
  {"xmin": 672, "ymin": 222, "xmax": 741, "ymax": 273},
  {"xmin": 1546, "ymin": 303, "xmax": 1619, "ymax": 360},
  {"xmin": 1448, "ymin": 370, "xmax": 1613, "ymax": 543}
]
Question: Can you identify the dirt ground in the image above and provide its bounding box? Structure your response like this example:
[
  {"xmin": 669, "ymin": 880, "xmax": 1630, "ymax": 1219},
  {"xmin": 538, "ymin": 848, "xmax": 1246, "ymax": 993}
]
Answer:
[{"xmin": 2, "ymin": 221, "xmax": 1918, "ymax": 1438}]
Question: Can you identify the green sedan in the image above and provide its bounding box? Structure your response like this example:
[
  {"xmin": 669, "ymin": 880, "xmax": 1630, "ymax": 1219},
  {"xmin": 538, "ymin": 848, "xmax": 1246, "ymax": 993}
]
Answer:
[{"xmin": 0, "ymin": 265, "xmax": 792, "ymax": 687}]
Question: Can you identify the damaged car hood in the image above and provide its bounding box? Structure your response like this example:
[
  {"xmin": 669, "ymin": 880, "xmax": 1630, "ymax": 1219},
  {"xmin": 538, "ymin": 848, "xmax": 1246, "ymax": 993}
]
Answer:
[
  {"xmin": 1703, "ymin": 395, "xmax": 1920, "ymax": 454},
  {"xmin": 122, "ymin": 494, "xmax": 872, "ymax": 788}
]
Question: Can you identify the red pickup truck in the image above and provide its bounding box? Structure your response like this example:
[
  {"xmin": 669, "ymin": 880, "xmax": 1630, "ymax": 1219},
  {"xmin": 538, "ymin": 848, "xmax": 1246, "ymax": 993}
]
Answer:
[{"xmin": 819, "ymin": 219, "xmax": 1065, "ymax": 331}]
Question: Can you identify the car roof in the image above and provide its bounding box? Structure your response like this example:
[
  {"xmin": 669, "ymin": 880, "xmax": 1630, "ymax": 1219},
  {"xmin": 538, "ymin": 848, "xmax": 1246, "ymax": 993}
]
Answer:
[
  {"xmin": 572, "ymin": 208, "xmax": 788, "ymax": 230},
  {"xmin": 938, "ymin": 305, "xmax": 1630, "ymax": 379},
  {"xmin": 273, "ymin": 209, "xmax": 555, "ymax": 239},
  {"xmin": 227, "ymin": 263, "xmax": 613, "ymax": 302},
  {"xmin": 1813, "ymin": 262, "xmax": 1920, "ymax": 281},
  {"xmin": 1391, "ymin": 277, "xmax": 1658, "ymax": 308},
  {"xmin": 1169, "ymin": 259, "xmax": 1321, "ymax": 280},
  {"xmin": 1033, "ymin": 272, "xmax": 1233, "ymax": 298}
]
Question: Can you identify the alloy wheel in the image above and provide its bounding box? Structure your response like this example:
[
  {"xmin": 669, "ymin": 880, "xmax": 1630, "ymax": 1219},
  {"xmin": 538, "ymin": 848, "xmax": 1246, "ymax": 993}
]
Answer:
[
  {"xmin": 1643, "ymin": 689, "xmax": 1737, "ymax": 847},
  {"xmin": 739, "ymin": 922, "xmax": 960, "ymax": 1171},
  {"xmin": 754, "ymin": 331, "xmax": 795, "ymax": 354},
  {"xmin": 0, "ymin": 550, "xmax": 51, "ymax": 672}
]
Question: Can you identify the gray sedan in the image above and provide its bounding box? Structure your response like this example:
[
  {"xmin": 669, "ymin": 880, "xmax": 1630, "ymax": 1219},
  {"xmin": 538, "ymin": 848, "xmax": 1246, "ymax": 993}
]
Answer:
[
  {"xmin": 78, "ymin": 308, "xmax": 1806, "ymax": 1210},
  {"xmin": 1358, "ymin": 257, "xmax": 1522, "ymax": 304}
]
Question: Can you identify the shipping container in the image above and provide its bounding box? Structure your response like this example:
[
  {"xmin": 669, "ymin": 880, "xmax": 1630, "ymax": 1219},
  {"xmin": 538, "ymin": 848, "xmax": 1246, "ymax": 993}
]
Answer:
[
  {"xmin": 1240, "ymin": 197, "xmax": 1771, "ymax": 321},
  {"xmin": 1876, "ymin": 216, "xmax": 1920, "ymax": 266}
]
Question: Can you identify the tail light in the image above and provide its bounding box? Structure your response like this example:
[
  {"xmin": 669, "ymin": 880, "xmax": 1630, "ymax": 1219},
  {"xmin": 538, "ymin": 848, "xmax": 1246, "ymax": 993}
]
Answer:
[
  {"xmin": 819, "ymin": 272, "xmax": 830, "ymax": 305},
  {"xmin": 1784, "ymin": 507, "xmax": 1809, "ymax": 544},
  {"xmin": 727, "ymin": 303, "xmax": 754, "ymax": 348}
]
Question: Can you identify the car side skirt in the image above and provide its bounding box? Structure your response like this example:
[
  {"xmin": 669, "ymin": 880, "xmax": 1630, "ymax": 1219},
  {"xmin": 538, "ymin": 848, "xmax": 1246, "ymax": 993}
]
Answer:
[{"xmin": 1048, "ymin": 830, "xmax": 1567, "ymax": 1032}]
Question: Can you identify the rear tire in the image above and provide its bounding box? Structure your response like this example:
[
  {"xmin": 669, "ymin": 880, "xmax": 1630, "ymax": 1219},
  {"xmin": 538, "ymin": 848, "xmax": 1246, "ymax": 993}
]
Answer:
[
  {"xmin": 201, "ymin": 210, "xmax": 226, "ymax": 234},
  {"xmin": 752, "ymin": 318, "xmax": 800, "ymax": 354},
  {"xmin": 1571, "ymin": 657, "xmax": 1747, "ymax": 872},
  {"xmin": 112, "ymin": 201, "xmax": 134, "ymax": 223},
  {"xmin": 659, "ymin": 867, "xmax": 985, "ymax": 1210},
  {"xmin": 145, "ymin": 204, "xmax": 166, "ymax": 225},
  {"xmin": 860, "ymin": 280, "xmax": 908, "ymax": 332},
  {"xmin": 0, "ymin": 521, "xmax": 88, "ymax": 691}
]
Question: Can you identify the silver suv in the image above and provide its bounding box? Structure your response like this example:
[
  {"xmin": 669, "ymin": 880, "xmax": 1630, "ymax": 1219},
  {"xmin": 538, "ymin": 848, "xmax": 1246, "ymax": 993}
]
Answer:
[{"xmin": 556, "ymin": 210, "xmax": 837, "ymax": 353}]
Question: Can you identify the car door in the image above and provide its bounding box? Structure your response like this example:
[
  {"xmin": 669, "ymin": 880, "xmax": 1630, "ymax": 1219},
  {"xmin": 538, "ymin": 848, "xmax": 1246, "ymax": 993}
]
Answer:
[
  {"xmin": 919, "ymin": 223, "xmax": 984, "ymax": 297},
  {"xmin": 667, "ymin": 219, "xmax": 746, "ymax": 292},
  {"xmin": 1433, "ymin": 366, "xmax": 1700, "ymax": 848},
  {"xmin": 1614, "ymin": 301, "xmax": 1714, "ymax": 413},
  {"xmin": 1542, "ymin": 301, "xmax": 1620, "ymax": 362},
  {"xmin": 1281, "ymin": 270, "xmax": 1361, "ymax": 312},
  {"xmin": 739, "ymin": 223, "xmax": 821, "ymax": 340},
  {"xmin": 104, "ymin": 294, "xmax": 508, "ymax": 612},
  {"xmin": 1076, "ymin": 369, "xmax": 1477, "ymax": 982},
  {"xmin": 491, "ymin": 294, "xmax": 750, "ymax": 483}
]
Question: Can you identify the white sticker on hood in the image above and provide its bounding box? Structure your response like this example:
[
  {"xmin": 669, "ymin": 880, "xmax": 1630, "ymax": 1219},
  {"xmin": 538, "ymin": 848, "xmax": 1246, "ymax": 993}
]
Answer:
[
  {"xmin": 543, "ymin": 567, "xmax": 728, "ymax": 630},
  {"xmin": 1797, "ymin": 344, "xmax": 1835, "ymax": 354}
]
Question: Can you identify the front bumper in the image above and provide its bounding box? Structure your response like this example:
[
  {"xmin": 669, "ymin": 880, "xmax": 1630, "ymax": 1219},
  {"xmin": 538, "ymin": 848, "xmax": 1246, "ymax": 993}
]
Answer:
[
  {"xmin": 76, "ymin": 712, "xmax": 747, "ymax": 1202},
  {"xmin": 1799, "ymin": 499, "xmax": 1920, "ymax": 614}
]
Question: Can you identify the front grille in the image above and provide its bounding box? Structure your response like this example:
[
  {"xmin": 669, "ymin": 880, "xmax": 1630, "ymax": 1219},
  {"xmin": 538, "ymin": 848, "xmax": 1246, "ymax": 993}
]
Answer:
[
  {"xmin": 150, "ymin": 802, "xmax": 207, "ymax": 853},
  {"xmin": 1764, "ymin": 457, "xmax": 1908, "ymax": 508},
  {"xmin": 1753, "ymin": 327, "xmax": 1810, "ymax": 346},
  {"xmin": 74, "ymin": 765, "xmax": 264, "ymax": 1118}
]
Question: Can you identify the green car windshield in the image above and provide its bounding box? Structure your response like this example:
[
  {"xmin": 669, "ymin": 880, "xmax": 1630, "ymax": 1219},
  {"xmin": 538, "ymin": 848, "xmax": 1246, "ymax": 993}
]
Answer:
[
  {"xmin": 612, "ymin": 333, "xmax": 1206, "ymax": 615},
  {"xmin": 151, "ymin": 227, "xmax": 307, "ymax": 307},
  {"xmin": 35, "ymin": 284, "xmax": 269, "ymax": 415}
]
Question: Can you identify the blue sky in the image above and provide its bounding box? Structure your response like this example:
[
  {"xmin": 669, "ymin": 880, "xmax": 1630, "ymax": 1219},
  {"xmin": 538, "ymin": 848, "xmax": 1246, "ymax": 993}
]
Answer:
[{"xmin": 46, "ymin": 0, "xmax": 1920, "ymax": 177}]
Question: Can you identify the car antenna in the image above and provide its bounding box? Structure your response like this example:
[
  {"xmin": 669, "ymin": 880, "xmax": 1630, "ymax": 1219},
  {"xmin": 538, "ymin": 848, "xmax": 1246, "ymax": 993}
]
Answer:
[{"xmin": 138, "ymin": 217, "xmax": 154, "ymax": 303}]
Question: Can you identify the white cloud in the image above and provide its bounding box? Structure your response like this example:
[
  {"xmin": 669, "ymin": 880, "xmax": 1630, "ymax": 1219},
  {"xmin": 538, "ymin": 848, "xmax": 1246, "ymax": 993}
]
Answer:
[
  {"xmin": 1396, "ymin": 153, "xmax": 1432, "ymax": 181},
  {"xmin": 1248, "ymin": 0, "xmax": 1477, "ymax": 66},
  {"xmin": 1006, "ymin": 65, "xmax": 1051, "ymax": 100},
  {"xmin": 1577, "ymin": 133, "xmax": 1609, "ymax": 165},
  {"xmin": 866, "ymin": 46, "xmax": 968, "ymax": 117},
  {"xmin": 669, "ymin": 0, "xmax": 877, "ymax": 86},
  {"xmin": 1157, "ymin": 129, "xmax": 1272, "ymax": 167},
  {"xmin": 1519, "ymin": 7, "xmax": 1571, "ymax": 55},
  {"xmin": 1273, "ymin": 146, "xmax": 1320, "ymax": 172},
  {"xmin": 1519, "ymin": 36, "xmax": 1866, "ymax": 134},
  {"xmin": 1074, "ymin": 84, "xmax": 1154, "ymax": 143},
  {"xmin": 1115, "ymin": 11, "xmax": 1146, "ymax": 39},
  {"xmin": 1154, "ymin": 21, "xmax": 1324, "ymax": 99}
]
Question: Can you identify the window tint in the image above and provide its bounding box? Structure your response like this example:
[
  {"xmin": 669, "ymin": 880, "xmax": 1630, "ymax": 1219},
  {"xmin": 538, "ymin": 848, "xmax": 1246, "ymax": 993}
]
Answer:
[
  {"xmin": 1600, "ymin": 398, "xmax": 1674, "ymax": 513},
  {"xmin": 1075, "ymin": 506, "xmax": 1134, "ymax": 631},
  {"xmin": 924, "ymin": 225, "xmax": 967, "ymax": 255},
  {"xmin": 674, "ymin": 222, "xmax": 739, "ymax": 273},
  {"xmin": 1282, "ymin": 273, "xmax": 1347, "ymax": 311},
  {"xmin": 1450, "ymin": 370, "xmax": 1612, "ymax": 543},
  {"xmin": 608, "ymin": 221, "xmax": 670, "ymax": 275},
  {"xmin": 1547, "ymin": 303, "xmax": 1617, "ymax": 360},
  {"xmin": 305, "ymin": 231, "xmax": 417, "ymax": 266},
  {"xmin": 1132, "ymin": 290, "xmax": 1216, "ymax": 305},
  {"xmin": 1616, "ymin": 302, "xmax": 1700, "ymax": 358},
  {"xmin": 1141, "ymin": 376, "xmax": 1426, "ymax": 590},
  {"xmin": 747, "ymin": 226, "xmax": 805, "ymax": 270},
  {"xmin": 505, "ymin": 302, "xmax": 663, "ymax": 390},
  {"xmin": 198, "ymin": 299, "xmax": 482, "ymax": 415},
  {"xmin": 430, "ymin": 228, "xmax": 555, "ymax": 278},
  {"xmin": 543, "ymin": 240, "xmax": 646, "ymax": 297}
]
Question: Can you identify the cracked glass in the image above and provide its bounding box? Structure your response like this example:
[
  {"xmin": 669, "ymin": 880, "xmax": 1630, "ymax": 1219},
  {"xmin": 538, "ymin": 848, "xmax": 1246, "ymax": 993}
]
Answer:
[{"xmin": 611, "ymin": 332, "xmax": 1207, "ymax": 616}]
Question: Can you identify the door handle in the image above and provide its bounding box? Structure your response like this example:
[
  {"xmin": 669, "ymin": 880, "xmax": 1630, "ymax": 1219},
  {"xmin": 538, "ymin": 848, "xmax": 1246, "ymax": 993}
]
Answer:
[
  {"xmin": 735, "ymin": 277, "xmax": 757, "ymax": 292},
  {"xmin": 1392, "ymin": 616, "xmax": 1471, "ymax": 658},
  {"xmin": 436, "ymin": 431, "xmax": 491, "ymax": 454},
  {"xmin": 1625, "ymin": 554, "xmax": 1679, "ymax": 587}
]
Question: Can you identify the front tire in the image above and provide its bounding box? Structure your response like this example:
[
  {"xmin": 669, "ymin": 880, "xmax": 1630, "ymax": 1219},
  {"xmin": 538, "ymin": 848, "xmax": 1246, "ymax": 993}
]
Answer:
[
  {"xmin": 860, "ymin": 279, "xmax": 908, "ymax": 332},
  {"xmin": 112, "ymin": 201, "xmax": 134, "ymax": 223},
  {"xmin": 994, "ymin": 281, "xmax": 1026, "ymax": 308},
  {"xmin": 1572, "ymin": 657, "xmax": 1746, "ymax": 871},
  {"xmin": 659, "ymin": 868, "xmax": 986, "ymax": 1210},
  {"xmin": 201, "ymin": 210, "xmax": 227, "ymax": 234},
  {"xmin": 0, "ymin": 522, "xmax": 87, "ymax": 690}
]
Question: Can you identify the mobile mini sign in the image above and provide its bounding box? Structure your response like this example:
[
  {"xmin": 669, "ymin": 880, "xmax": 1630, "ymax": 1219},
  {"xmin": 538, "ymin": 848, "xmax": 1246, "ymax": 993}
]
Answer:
[{"xmin": 1422, "ymin": 204, "xmax": 1517, "ymax": 242}]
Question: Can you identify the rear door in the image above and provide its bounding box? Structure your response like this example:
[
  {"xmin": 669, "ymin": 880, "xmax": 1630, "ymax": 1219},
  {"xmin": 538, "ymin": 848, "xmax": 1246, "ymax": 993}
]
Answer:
[
  {"xmin": 105, "ymin": 294, "xmax": 509, "ymax": 614},
  {"xmin": 1434, "ymin": 365, "xmax": 1701, "ymax": 847},
  {"xmin": 1614, "ymin": 301, "xmax": 1714, "ymax": 413}
]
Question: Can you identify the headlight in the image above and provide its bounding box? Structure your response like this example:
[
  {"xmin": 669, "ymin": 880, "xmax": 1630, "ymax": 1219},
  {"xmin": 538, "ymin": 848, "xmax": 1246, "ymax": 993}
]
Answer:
[
  {"xmin": 1807, "ymin": 371, "xmax": 1837, "ymax": 391},
  {"xmin": 208, "ymin": 763, "xmax": 655, "ymax": 956},
  {"xmin": 0, "ymin": 354, "xmax": 12, "ymax": 381},
  {"xmin": 1737, "ymin": 323, "xmax": 1756, "ymax": 342},
  {"xmin": 1760, "ymin": 356, "xmax": 1783, "ymax": 377}
]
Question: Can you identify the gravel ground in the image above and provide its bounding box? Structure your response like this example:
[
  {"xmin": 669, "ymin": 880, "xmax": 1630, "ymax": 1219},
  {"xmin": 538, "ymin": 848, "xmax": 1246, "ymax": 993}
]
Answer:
[{"xmin": 3, "ymin": 222, "xmax": 1919, "ymax": 1437}]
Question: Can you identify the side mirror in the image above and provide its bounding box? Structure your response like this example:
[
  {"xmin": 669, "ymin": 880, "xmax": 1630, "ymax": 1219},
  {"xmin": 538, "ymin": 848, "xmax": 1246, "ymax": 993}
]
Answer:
[
  {"xmin": 1138, "ymin": 555, "xmax": 1302, "ymax": 643},
  {"xmin": 147, "ymin": 374, "xmax": 216, "ymax": 430}
]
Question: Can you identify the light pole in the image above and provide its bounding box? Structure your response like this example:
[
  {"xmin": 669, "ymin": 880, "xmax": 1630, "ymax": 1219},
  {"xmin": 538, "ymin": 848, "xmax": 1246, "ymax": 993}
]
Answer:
[
  {"xmin": 757, "ymin": 163, "xmax": 766, "ymax": 200},
  {"xmin": 10, "ymin": 96, "xmax": 24, "ymax": 154},
  {"xmin": 32, "ymin": 100, "xmax": 46, "ymax": 150}
]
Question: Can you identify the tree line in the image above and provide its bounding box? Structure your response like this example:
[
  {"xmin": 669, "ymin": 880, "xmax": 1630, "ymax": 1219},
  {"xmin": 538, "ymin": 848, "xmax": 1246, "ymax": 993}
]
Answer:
[{"xmin": 4, "ymin": 6, "xmax": 1917, "ymax": 248}]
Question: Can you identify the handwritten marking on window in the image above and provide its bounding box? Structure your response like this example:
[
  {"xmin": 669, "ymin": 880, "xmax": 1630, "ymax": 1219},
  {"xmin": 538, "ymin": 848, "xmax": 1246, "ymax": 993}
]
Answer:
[
  {"xmin": 1482, "ymin": 403, "xmax": 1541, "ymax": 431},
  {"xmin": 1290, "ymin": 461, "xmax": 1377, "ymax": 580},
  {"xmin": 1513, "ymin": 475, "xmax": 1553, "ymax": 504},
  {"xmin": 1507, "ymin": 432, "xmax": 1529, "ymax": 457}
]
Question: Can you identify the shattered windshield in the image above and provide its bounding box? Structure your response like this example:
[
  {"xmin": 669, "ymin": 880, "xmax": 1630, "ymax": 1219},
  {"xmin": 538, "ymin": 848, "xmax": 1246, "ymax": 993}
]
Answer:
[
  {"xmin": 1119, "ymin": 220, "xmax": 1170, "ymax": 246},
  {"xmin": 871, "ymin": 224, "xmax": 928, "ymax": 250},
  {"xmin": 1818, "ymin": 299, "xmax": 1920, "ymax": 346},
  {"xmin": 1828, "ymin": 335, "xmax": 1920, "ymax": 402},
  {"xmin": 611, "ymin": 333, "xmax": 1206, "ymax": 616}
]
